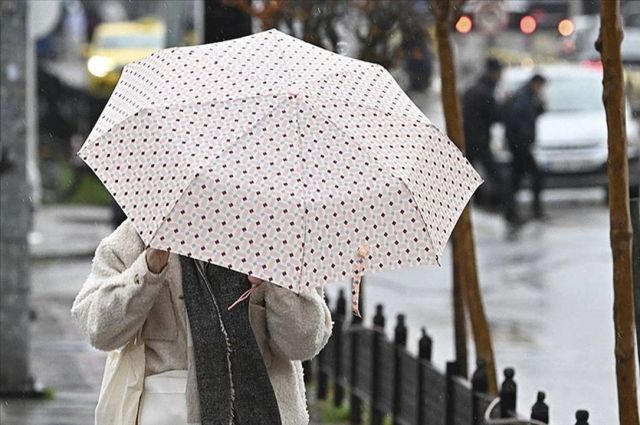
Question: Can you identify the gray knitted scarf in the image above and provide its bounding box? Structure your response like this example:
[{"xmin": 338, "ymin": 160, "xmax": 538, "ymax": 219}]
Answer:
[{"xmin": 180, "ymin": 257, "xmax": 282, "ymax": 425}]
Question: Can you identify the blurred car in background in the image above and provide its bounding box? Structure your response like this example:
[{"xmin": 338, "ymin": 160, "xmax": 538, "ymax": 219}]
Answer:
[
  {"xmin": 566, "ymin": 13, "xmax": 640, "ymax": 115},
  {"xmin": 624, "ymin": 0, "xmax": 640, "ymax": 30},
  {"xmin": 568, "ymin": 13, "xmax": 640, "ymax": 65},
  {"xmin": 622, "ymin": 1, "xmax": 640, "ymax": 116},
  {"xmin": 454, "ymin": 0, "xmax": 571, "ymax": 36},
  {"xmin": 85, "ymin": 18, "xmax": 166, "ymax": 98},
  {"xmin": 489, "ymin": 64, "xmax": 639, "ymax": 195}
]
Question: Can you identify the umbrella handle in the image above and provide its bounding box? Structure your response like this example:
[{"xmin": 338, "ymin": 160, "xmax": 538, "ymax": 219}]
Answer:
[
  {"xmin": 351, "ymin": 245, "xmax": 369, "ymax": 317},
  {"xmin": 228, "ymin": 282, "xmax": 261, "ymax": 311}
]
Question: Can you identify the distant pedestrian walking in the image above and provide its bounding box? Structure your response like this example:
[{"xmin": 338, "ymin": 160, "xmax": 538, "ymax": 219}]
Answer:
[
  {"xmin": 462, "ymin": 58, "xmax": 507, "ymax": 214},
  {"xmin": 503, "ymin": 74, "xmax": 547, "ymax": 222},
  {"xmin": 71, "ymin": 29, "xmax": 483, "ymax": 425}
]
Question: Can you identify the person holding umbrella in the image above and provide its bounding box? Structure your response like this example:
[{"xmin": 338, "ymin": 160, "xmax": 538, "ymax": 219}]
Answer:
[
  {"xmin": 72, "ymin": 224, "xmax": 332, "ymax": 425},
  {"xmin": 72, "ymin": 29, "xmax": 482, "ymax": 425}
]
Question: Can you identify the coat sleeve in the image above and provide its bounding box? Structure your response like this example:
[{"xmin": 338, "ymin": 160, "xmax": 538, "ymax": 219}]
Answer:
[
  {"xmin": 260, "ymin": 284, "xmax": 333, "ymax": 361},
  {"xmin": 71, "ymin": 224, "xmax": 168, "ymax": 351}
]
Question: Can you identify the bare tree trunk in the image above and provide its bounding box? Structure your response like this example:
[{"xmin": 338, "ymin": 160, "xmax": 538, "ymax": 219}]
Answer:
[
  {"xmin": 430, "ymin": 0, "xmax": 497, "ymax": 393},
  {"xmin": 597, "ymin": 2, "xmax": 640, "ymax": 424}
]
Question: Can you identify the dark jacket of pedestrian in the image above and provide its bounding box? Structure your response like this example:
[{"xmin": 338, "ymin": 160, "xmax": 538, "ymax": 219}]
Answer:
[
  {"xmin": 502, "ymin": 75, "xmax": 547, "ymax": 220},
  {"xmin": 504, "ymin": 83, "xmax": 546, "ymax": 151},
  {"xmin": 462, "ymin": 74, "xmax": 502, "ymax": 154}
]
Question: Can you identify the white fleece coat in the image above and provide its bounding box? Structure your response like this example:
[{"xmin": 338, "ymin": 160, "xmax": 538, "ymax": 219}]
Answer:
[{"xmin": 71, "ymin": 220, "xmax": 333, "ymax": 425}]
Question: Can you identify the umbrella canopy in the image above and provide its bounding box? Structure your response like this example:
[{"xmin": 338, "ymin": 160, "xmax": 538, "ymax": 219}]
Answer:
[{"xmin": 80, "ymin": 29, "xmax": 482, "ymax": 296}]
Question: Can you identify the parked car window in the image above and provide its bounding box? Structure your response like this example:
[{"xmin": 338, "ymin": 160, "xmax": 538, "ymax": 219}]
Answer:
[
  {"xmin": 500, "ymin": 73, "xmax": 602, "ymax": 112},
  {"xmin": 545, "ymin": 76, "xmax": 602, "ymax": 112}
]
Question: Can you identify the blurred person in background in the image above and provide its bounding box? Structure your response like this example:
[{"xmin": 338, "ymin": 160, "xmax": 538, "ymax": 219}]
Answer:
[
  {"xmin": 462, "ymin": 58, "xmax": 509, "ymax": 218},
  {"xmin": 402, "ymin": 26, "xmax": 433, "ymax": 92},
  {"xmin": 204, "ymin": 0, "xmax": 253, "ymax": 43},
  {"xmin": 503, "ymin": 74, "xmax": 548, "ymax": 224}
]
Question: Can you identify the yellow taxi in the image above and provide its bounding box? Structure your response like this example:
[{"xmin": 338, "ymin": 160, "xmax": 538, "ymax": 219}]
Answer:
[{"xmin": 86, "ymin": 18, "xmax": 166, "ymax": 98}]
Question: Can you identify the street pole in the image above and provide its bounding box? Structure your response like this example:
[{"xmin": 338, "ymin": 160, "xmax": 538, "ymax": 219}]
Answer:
[
  {"xmin": 632, "ymin": 198, "xmax": 639, "ymax": 370},
  {"xmin": 26, "ymin": 0, "xmax": 42, "ymax": 207},
  {"xmin": 162, "ymin": 0, "xmax": 186, "ymax": 47},
  {"xmin": 0, "ymin": 0, "xmax": 36, "ymax": 395},
  {"xmin": 430, "ymin": 0, "xmax": 497, "ymax": 393},
  {"xmin": 194, "ymin": 0, "xmax": 205, "ymax": 44},
  {"xmin": 597, "ymin": 1, "xmax": 640, "ymax": 424}
]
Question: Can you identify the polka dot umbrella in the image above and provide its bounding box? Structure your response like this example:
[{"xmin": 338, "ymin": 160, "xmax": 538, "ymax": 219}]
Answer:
[{"xmin": 79, "ymin": 29, "xmax": 482, "ymax": 315}]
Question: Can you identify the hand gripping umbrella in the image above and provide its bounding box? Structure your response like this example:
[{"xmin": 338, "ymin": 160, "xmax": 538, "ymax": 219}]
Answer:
[{"xmin": 79, "ymin": 29, "xmax": 482, "ymax": 315}]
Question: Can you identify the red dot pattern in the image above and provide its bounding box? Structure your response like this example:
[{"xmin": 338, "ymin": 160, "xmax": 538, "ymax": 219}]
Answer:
[{"xmin": 79, "ymin": 29, "xmax": 482, "ymax": 292}]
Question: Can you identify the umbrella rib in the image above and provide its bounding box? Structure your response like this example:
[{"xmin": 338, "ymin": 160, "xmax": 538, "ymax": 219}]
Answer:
[
  {"xmin": 293, "ymin": 103, "xmax": 310, "ymax": 292},
  {"xmin": 311, "ymin": 92, "xmax": 436, "ymax": 130},
  {"xmin": 281, "ymin": 32, "xmax": 354, "ymax": 83},
  {"xmin": 314, "ymin": 61, "xmax": 431, "ymax": 125},
  {"xmin": 145, "ymin": 95, "xmax": 292, "ymax": 247},
  {"xmin": 303, "ymin": 101, "xmax": 440, "ymax": 255},
  {"xmin": 86, "ymin": 93, "xmax": 288, "ymax": 146},
  {"xmin": 306, "ymin": 94, "xmax": 480, "ymax": 254}
]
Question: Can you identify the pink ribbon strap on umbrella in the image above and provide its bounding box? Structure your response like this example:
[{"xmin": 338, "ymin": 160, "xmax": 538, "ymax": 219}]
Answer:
[{"xmin": 79, "ymin": 29, "xmax": 482, "ymax": 315}]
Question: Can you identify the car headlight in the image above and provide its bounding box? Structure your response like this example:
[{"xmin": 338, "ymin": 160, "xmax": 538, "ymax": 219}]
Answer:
[{"xmin": 88, "ymin": 56, "xmax": 116, "ymax": 78}]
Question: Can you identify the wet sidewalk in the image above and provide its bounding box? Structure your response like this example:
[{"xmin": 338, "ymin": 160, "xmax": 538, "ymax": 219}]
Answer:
[
  {"xmin": 28, "ymin": 205, "xmax": 112, "ymax": 260},
  {"xmin": 1, "ymin": 206, "xmax": 110, "ymax": 425}
]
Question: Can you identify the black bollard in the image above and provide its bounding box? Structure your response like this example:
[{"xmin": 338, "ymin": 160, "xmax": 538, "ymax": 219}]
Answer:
[
  {"xmin": 471, "ymin": 359, "xmax": 488, "ymax": 425},
  {"xmin": 471, "ymin": 358, "xmax": 488, "ymax": 394},
  {"xmin": 499, "ymin": 368, "xmax": 517, "ymax": 418},
  {"xmin": 417, "ymin": 327, "xmax": 432, "ymax": 425},
  {"xmin": 333, "ymin": 289, "xmax": 346, "ymax": 408},
  {"xmin": 336, "ymin": 289, "xmax": 347, "ymax": 318},
  {"xmin": 316, "ymin": 294, "xmax": 331, "ymax": 400},
  {"xmin": 392, "ymin": 314, "xmax": 408, "ymax": 425},
  {"xmin": 349, "ymin": 309, "xmax": 363, "ymax": 424},
  {"xmin": 371, "ymin": 304, "xmax": 386, "ymax": 425},
  {"xmin": 418, "ymin": 327, "xmax": 432, "ymax": 362},
  {"xmin": 394, "ymin": 314, "xmax": 408, "ymax": 346},
  {"xmin": 575, "ymin": 410, "xmax": 589, "ymax": 425},
  {"xmin": 445, "ymin": 361, "xmax": 459, "ymax": 425},
  {"xmin": 373, "ymin": 304, "xmax": 385, "ymax": 329},
  {"xmin": 530, "ymin": 391, "xmax": 549, "ymax": 424}
]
